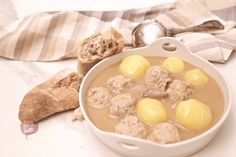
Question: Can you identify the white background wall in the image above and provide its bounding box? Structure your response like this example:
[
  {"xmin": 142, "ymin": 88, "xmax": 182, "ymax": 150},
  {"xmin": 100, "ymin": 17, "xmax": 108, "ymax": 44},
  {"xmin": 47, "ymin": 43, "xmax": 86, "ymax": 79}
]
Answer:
[{"xmin": 11, "ymin": 0, "xmax": 175, "ymax": 18}]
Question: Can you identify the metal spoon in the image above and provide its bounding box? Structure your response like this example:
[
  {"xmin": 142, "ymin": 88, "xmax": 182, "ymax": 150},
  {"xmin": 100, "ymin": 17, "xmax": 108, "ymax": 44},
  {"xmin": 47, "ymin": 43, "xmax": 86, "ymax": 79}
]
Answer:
[{"xmin": 131, "ymin": 20, "xmax": 224, "ymax": 47}]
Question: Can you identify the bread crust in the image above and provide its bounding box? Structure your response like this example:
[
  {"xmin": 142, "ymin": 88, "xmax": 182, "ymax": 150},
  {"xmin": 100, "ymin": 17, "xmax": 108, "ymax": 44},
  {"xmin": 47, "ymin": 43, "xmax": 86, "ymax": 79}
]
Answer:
[{"xmin": 18, "ymin": 69, "xmax": 84, "ymax": 124}]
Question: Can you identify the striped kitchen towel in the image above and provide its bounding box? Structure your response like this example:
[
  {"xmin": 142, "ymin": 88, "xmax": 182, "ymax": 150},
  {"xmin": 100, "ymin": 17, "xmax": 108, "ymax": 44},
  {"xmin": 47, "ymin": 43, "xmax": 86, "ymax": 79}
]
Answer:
[{"xmin": 0, "ymin": 0, "xmax": 235, "ymax": 63}]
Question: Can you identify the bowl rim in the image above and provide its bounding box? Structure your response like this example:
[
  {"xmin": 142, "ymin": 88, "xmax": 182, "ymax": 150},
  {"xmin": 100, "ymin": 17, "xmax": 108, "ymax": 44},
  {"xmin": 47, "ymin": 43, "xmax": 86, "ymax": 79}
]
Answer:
[{"xmin": 79, "ymin": 37, "xmax": 232, "ymax": 148}]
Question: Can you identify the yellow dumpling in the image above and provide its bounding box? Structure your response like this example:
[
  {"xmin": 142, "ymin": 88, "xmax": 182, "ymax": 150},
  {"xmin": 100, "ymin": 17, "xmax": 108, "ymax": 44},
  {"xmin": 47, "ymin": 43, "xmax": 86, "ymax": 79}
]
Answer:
[
  {"xmin": 137, "ymin": 98, "xmax": 167, "ymax": 125},
  {"xmin": 176, "ymin": 99, "xmax": 212, "ymax": 131},
  {"xmin": 185, "ymin": 68, "xmax": 208, "ymax": 86},
  {"xmin": 119, "ymin": 55, "xmax": 150, "ymax": 78},
  {"xmin": 163, "ymin": 57, "xmax": 185, "ymax": 74}
]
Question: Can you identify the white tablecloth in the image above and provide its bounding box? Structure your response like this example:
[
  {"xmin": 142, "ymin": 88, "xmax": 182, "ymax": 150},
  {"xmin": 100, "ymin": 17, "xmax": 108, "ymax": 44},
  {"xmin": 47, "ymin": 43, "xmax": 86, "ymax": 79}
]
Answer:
[{"xmin": 0, "ymin": 0, "xmax": 235, "ymax": 157}]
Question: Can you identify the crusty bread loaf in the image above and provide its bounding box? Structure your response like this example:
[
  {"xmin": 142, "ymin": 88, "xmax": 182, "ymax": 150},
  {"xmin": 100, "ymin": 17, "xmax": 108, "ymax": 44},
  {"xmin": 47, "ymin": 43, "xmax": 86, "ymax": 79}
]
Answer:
[
  {"xmin": 77, "ymin": 27, "xmax": 124, "ymax": 75},
  {"xmin": 18, "ymin": 69, "xmax": 84, "ymax": 124}
]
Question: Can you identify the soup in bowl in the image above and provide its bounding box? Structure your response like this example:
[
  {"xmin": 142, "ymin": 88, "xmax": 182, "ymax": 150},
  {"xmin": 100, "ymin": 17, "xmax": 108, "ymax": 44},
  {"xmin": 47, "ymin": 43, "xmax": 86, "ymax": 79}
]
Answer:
[{"xmin": 79, "ymin": 37, "xmax": 231, "ymax": 157}]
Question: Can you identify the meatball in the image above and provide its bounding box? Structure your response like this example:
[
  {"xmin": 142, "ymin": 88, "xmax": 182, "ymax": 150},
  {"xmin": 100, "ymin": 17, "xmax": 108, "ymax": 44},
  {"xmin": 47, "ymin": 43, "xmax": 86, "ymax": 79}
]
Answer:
[
  {"xmin": 109, "ymin": 93, "xmax": 136, "ymax": 117},
  {"xmin": 144, "ymin": 66, "xmax": 172, "ymax": 98},
  {"xmin": 87, "ymin": 87, "xmax": 111, "ymax": 109},
  {"xmin": 107, "ymin": 75, "xmax": 133, "ymax": 94},
  {"xmin": 115, "ymin": 115, "xmax": 148, "ymax": 138},
  {"xmin": 144, "ymin": 66, "xmax": 172, "ymax": 90},
  {"xmin": 147, "ymin": 122, "xmax": 180, "ymax": 144},
  {"xmin": 166, "ymin": 79, "xmax": 193, "ymax": 105}
]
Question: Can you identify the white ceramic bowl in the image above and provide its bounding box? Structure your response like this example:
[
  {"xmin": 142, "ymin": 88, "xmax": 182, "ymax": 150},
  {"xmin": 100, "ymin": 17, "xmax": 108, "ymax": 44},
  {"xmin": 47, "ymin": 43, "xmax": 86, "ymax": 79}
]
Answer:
[{"xmin": 79, "ymin": 37, "xmax": 231, "ymax": 157}]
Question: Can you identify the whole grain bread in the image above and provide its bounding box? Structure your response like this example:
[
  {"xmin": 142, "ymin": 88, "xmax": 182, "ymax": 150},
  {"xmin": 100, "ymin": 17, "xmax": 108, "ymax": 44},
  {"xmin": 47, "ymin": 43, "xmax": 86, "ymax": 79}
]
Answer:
[
  {"xmin": 77, "ymin": 27, "xmax": 124, "ymax": 75},
  {"xmin": 18, "ymin": 69, "xmax": 84, "ymax": 124}
]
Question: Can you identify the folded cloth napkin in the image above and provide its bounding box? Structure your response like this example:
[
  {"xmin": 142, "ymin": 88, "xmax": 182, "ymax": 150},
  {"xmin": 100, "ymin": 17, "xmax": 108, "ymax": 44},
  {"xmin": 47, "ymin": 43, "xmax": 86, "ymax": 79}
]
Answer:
[
  {"xmin": 156, "ymin": 0, "xmax": 236, "ymax": 63},
  {"xmin": 0, "ymin": 0, "xmax": 235, "ymax": 63}
]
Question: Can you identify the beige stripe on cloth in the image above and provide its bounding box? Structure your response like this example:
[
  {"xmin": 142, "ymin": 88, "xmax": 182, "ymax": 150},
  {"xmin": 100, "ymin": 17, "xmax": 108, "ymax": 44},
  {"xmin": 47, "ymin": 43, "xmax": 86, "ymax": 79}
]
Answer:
[
  {"xmin": 14, "ymin": 15, "xmax": 43, "ymax": 60},
  {"xmin": 38, "ymin": 11, "xmax": 68, "ymax": 61},
  {"xmin": 0, "ymin": 13, "xmax": 40, "ymax": 59},
  {"xmin": 52, "ymin": 11, "xmax": 78, "ymax": 60},
  {"xmin": 0, "ymin": 0, "xmax": 235, "ymax": 63},
  {"xmin": 26, "ymin": 13, "xmax": 54, "ymax": 60}
]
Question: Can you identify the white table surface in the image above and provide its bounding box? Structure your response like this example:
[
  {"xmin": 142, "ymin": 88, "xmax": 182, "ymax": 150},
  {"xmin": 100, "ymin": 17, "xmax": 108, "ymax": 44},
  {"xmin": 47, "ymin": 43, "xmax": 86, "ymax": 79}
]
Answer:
[{"xmin": 0, "ymin": 0, "xmax": 235, "ymax": 157}]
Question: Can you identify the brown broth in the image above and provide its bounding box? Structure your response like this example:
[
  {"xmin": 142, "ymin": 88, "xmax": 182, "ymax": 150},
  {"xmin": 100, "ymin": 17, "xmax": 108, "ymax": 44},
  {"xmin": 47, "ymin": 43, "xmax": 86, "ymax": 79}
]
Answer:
[{"xmin": 86, "ymin": 57, "xmax": 224, "ymax": 141}]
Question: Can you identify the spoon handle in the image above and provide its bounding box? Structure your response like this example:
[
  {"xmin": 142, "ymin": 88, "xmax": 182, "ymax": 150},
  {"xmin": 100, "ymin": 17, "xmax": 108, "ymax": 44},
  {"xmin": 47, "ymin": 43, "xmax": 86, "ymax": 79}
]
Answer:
[{"xmin": 165, "ymin": 20, "xmax": 224, "ymax": 36}]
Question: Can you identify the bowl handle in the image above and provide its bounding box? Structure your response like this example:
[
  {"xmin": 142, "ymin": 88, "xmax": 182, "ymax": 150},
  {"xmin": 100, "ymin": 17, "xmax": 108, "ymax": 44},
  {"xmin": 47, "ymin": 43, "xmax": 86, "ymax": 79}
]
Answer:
[
  {"xmin": 100, "ymin": 132, "xmax": 167, "ymax": 156},
  {"xmin": 118, "ymin": 141, "xmax": 140, "ymax": 150},
  {"xmin": 146, "ymin": 37, "xmax": 193, "ymax": 57}
]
